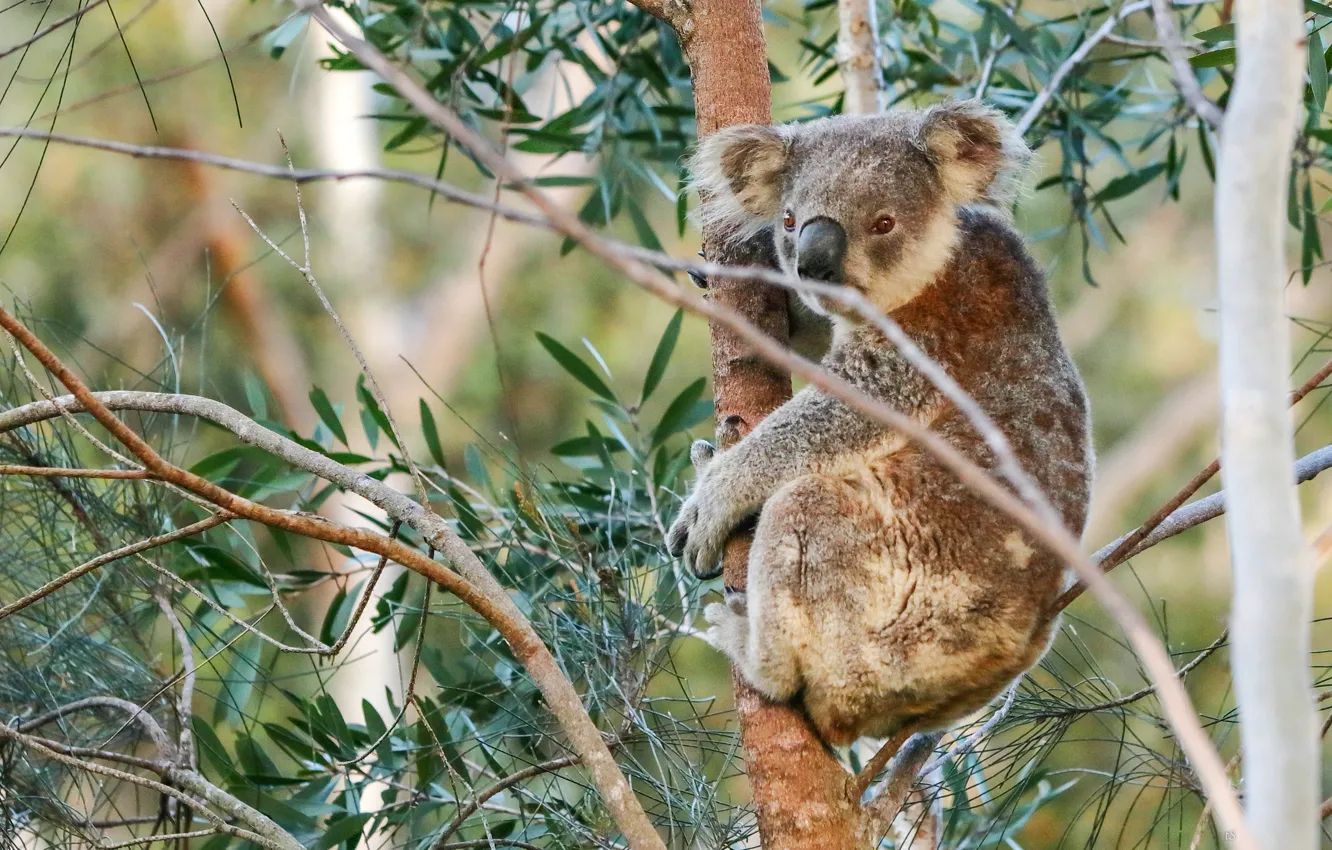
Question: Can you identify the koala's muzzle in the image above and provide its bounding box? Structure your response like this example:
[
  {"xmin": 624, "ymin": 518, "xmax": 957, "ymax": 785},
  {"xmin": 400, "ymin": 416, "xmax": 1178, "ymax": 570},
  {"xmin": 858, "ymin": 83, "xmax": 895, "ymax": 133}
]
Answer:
[{"xmin": 796, "ymin": 217, "xmax": 847, "ymax": 283}]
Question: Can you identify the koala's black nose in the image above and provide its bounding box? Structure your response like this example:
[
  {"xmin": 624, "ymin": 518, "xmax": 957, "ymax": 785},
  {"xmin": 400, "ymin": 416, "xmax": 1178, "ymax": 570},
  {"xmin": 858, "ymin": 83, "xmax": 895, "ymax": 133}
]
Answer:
[{"xmin": 796, "ymin": 217, "xmax": 847, "ymax": 283}]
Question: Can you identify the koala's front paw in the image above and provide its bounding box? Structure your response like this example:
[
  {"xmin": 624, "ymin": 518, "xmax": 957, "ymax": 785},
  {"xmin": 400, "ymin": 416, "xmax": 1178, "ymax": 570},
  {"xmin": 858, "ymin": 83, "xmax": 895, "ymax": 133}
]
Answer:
[
  {"xmin": 667, "ymin": 440, "xmax": 735, "ymax": 579},
  {"xmin": 667, "ymin": 481, "xmax": 737, "ymax": 580},
  {"xmin": 704, "ymin": 599, "xmax": 749, "ymax": 663}
]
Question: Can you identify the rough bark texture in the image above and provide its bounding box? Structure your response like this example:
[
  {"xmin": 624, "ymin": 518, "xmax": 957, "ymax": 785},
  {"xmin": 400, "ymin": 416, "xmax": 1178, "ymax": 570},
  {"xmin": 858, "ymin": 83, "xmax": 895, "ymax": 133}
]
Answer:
[
  {"xmin": 1217, "ymin": 0, "xmax": 1316, "ymax": 845},
  {"xmin": 678, "ymin": 3, "xmax": 865, "ymax": 847}
]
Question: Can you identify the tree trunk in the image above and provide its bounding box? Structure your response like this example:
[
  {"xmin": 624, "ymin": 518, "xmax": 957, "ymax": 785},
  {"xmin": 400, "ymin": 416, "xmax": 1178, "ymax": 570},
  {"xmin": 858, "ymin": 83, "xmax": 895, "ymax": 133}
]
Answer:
[
  {"xmin": 673, "ymin": 2, "xmax": 868, "ymax": 847},
  {"xmin": 1216, "ymin": 0, "xmax": 1315, "ymax": 846},
  {"xmin": 837, "ymin": 0, "xmax": 884, "ymax": 114}
]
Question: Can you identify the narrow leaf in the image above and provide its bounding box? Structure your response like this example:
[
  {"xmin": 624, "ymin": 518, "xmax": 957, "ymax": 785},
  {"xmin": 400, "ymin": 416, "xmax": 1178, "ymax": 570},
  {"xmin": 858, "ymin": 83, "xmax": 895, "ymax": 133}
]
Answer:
[
  {"xmin": 641, "ymin": 310, "xmax": 683, "ymax": 403},
  {"xmin": 536, "ymin": 332, "xmax": 618, "ymax": 402}
]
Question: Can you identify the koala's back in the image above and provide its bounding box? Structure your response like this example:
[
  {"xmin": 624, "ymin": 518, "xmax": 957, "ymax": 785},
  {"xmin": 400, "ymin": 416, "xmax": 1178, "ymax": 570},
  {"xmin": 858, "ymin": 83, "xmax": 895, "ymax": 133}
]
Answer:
[{"xmin": 766, "ymin": 208, "xmax": 1092, "ymax": 744}]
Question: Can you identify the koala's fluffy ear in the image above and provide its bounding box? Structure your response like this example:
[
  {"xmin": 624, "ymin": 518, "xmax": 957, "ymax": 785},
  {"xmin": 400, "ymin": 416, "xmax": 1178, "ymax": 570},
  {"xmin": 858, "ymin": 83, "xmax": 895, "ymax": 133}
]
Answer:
[
  {"xmin": 688, "ymin": 125, "xmax": 789, "ymax": 243},
  {"xmin": 918, "ymin": 100, "xmax": 1030, "ymax": 212}
]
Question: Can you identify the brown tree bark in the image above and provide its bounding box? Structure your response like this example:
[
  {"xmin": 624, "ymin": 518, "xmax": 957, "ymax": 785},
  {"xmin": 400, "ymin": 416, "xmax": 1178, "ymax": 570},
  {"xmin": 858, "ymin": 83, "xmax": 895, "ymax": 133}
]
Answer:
[{"xmin": 663, "ymin": 2, "xmax": 868, "ymax": 846}]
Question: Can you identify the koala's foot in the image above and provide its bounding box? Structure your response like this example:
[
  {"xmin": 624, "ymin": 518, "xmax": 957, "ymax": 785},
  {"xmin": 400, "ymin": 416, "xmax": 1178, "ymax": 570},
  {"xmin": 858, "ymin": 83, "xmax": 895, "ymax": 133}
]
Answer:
[
  {"xmin": 704, "ymin": 599, "xmax": 749, "ymax": 665},
  {"xmin": 667, "ymin": 440, "xmax": 733, "ymax": 580}
]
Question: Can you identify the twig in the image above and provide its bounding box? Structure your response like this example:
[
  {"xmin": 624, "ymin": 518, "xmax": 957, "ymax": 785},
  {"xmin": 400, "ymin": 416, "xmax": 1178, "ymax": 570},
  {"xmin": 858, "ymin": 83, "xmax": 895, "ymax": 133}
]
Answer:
[
  {"xmin": 923, "ymin": 685, "xmax": 1017, "ymax": 774},
  {"xmin": 853, "ymin": 727, "xmax": 917, "ymax": 798},
  {"xmin": 434, "ymin": 753, "xmax": 583, "ymax": 846},
  {"xmin": 0, "ymin": 464, "xmax": 151, "ymax": 478},
  {"xmin": 1059, "ymin": 355, "xmax": 1332, "ymax": 608},
  {"xmin": 0, "ymin": 0, "xmax": 114, "ymax": 62},
  {"xmin": 0, "ymin": 725, "xmax": 278, "ymax": 849},
  {"xmin": 1055, "ymin": 443, "xmax": 1332, "ymax": 611},
  {"xmin": 15, "ymin": 696, "xmax": 175, "ymax": 758},
  {"xmin": 1030, "ymin": 630, "xmax": 1228, "ymax": 719},
  {"xmin": 155, "ymin": 592, "xmax": 197, "ymax": 770},
  {"xmin": 0, "ymin": 515, "xmax": 231, "ymax": 620},
  {"xmin": 1149, "ymin": 0, "xmax": 1224, "ymax": 127},
  {"xmin": 863, "ymin": 732, "xmax": 943, "ymax": 839},
  {"xmin": 338, "ymin": 578, "xmax": 430, "ymax": 767},
  {"xmin": 0, "ymin": 127, "xmax": 546, "ymax": 228},
  {"xmin": 1014, "ymin": 1, "xmax": 1154, "ymax": 137},
  {"xmin": 100, "ymin": 830, "xmax": 219, "ymax": 849}
]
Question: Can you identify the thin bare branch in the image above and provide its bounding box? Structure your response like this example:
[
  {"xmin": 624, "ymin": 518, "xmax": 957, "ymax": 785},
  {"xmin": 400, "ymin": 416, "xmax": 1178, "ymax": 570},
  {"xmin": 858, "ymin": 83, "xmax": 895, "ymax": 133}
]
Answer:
[
  {"xmin": 0, "ymin": 0, "xmax": 114, "ymax": 62},
  {"xmin": 0, "ymin": 515, "xmax": 231, "ymax": 620},
  {"xmin": 101, "ymin": 829, "xmax": 219, "ymax": 849},
  {"xmin": 1150, "ymin": 0, "xmax": 1225, "ymax": 127},
  {"xmin": 0, "ymin": 464, "xmax": 151, "ymax": 478},
  {"xmin": 155, "ymin": 592, "xmax": 196, "ymax": 770},
  {"xmin": 853, "ymin": 727, "xmax": 917, "ymax": 799},
  {"xmin": 0, "ymin": 127, "xmax": 546, "ymax": 229},
  {"xmin": 435, "ymin": 753, "xmax": 584, "ymax": 847},
  {"xmin": 864, "ymin": 732, "xmax": 943, "ymax": 839},
  {"xmin": 1014, "ymin": 1, "xmax": 1153, "ymax": 137},
  {"xmin": 17, "ymin": 697, "xmax": 174, "ymax": 758},
  {"xmin": 1054, "ymin": 443, "xmax": 1332, "ymax": 611},
  {"xmin": 923, "ymin": 685, "xmax": 1017, "ymax": 774}
]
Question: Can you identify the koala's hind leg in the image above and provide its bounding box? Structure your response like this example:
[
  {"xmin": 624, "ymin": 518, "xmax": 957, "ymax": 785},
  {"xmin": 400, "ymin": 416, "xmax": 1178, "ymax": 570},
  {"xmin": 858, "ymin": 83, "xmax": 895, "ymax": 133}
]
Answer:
[
  {"xmin": 746, "ymin": 474, "xmax": 882, "ymax": 743},
  {"xmin": 716, "ymin": 474, "xmax": 870, "ymax": 712}
]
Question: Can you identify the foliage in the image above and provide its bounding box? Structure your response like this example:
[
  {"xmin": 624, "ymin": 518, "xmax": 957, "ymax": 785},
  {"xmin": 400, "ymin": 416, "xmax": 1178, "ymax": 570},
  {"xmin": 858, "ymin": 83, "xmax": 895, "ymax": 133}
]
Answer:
[{"xmin": 0, "ymin": 312, "xmax": 742, "ymax": 848}]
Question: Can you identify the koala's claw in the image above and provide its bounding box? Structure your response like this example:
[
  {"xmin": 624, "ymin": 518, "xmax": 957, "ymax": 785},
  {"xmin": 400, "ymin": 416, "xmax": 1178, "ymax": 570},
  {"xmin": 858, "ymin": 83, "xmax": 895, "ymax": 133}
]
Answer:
[{"xmin": 667, "ymin": 441, "xmax": 730, "ymax": 578}]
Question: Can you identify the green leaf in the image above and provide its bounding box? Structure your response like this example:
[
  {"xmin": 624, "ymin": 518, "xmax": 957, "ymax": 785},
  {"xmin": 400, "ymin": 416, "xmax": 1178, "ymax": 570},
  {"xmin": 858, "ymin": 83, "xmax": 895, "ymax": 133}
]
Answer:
[
  {"xmin": 357, "ymin": 377, "xmax": 399, "ymax": 449},
  {"xmin": 242, "ymin": 371, "xmax": 269, "ymax": 421},
  {"xmin": 1093, "ymin": 162, "xmax": 1167, "ymax": 203},
  {"xmin": 463, "ymin": 444, "xmax": 492, "ymax": 494},
  {"xmin": 536, "ymin": 332, "xmax": 618, "ymax": 402},
  {"xmin": 625, "ymin": 197, "xmax": 663, "ymax": 251},
  {"xmin": 985, "ymin": 3, "xmax": 1035, "ymax": 56},
  {"xmin": 309, "ymin": 387, "xmax": 348, "ymax": 446},
  {"xmin": 552, "ymin": 434, "xmax": 626, "ymax": 457},
  {"xmin": 313, "ymin": 813, "xmax": 372, "ymax": 850},
  {"xmin": 1189, "ymin": 47, "xmax": 1236, "ymax": 69},
  {"xmin": 213, "ymin": 634, "xmax": 263, "ymax": 726},
  {"xmin": 1310, "ymin": 0, "xmax": 1332, "ymax": 17},
  {"xmin": 1312, "ymin": 28, "xmax": 1329, "ymax": 109},
  {"xmin": 650, "ymin": 377, "xmax": 707, "ymax": 449},
  {"xmin": 1193, "ymin": 23, "xmax": 1234, "ymax": 43},
  {"xmin": 419, "ymin": 399, "xmax": 446, "ymax": 467},
  {"xmin": 641, "ymin": 310, "xmax": 683, "ymax": 404},
  {"xmin": 264, "ymin": 11, "xmax": 310, "ymax": 59}
]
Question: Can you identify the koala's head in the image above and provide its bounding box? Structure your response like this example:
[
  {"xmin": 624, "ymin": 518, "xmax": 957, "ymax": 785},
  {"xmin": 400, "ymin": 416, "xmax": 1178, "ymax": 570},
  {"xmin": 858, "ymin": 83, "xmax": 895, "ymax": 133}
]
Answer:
[{"xmin": 689, "ymin": 100, "xmax": 1029, "ymax": 318}]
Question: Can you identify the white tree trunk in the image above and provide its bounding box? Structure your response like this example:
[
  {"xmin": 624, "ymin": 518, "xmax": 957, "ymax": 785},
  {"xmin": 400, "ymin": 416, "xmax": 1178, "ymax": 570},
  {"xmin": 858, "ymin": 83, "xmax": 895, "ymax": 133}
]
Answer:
[
  {"xmin": 837, "ymin": 0, "xmax": 883, "ymax": 114},
  {"xmin": 1217, "ymin": 1, "xmax": 1316, "ymax": 845}
]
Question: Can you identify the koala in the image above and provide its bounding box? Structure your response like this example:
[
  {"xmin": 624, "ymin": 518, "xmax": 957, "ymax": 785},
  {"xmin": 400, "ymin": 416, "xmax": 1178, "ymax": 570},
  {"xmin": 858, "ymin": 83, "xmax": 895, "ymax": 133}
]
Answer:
[{"xmin": 667, "ymin": 101, "xmax": 1093, "ymax": 747}]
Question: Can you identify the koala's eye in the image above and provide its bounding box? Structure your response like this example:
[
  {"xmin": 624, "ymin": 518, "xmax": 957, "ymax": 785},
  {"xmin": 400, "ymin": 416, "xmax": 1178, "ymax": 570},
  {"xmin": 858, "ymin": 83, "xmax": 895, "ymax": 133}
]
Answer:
[
  {"xmin": 782, "ymin": 210, "xmax": 796, "ymax": 231},
  {"xmin": 870, "ymin": 214, "xmax": 896, "ymax": 235}
]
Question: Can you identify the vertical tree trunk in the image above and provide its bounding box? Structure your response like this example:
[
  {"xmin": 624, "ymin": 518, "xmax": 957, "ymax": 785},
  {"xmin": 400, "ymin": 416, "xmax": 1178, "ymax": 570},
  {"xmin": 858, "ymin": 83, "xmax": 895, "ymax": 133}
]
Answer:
[
  {"xmin": 837, "ymin": 0, "xmax": 884, "ymax": 114},
  {"xmin": 1216, "ymin": 0, "xmax": 1315, "ymax": 845},
  {"xmin": 674, "ymin": 2, "xmax": 867, "ymax": 847}
]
